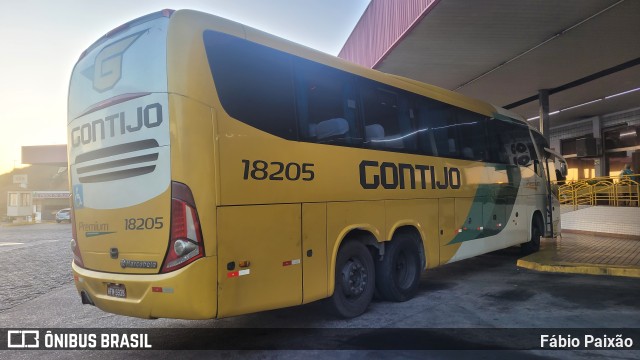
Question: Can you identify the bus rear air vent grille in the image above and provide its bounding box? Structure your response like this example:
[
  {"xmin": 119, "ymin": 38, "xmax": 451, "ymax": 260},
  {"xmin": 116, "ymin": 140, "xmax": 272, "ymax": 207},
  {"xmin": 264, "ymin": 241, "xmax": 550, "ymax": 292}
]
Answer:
[{"xmin": 74, "ymin": 139, "xmax": 160, "ymax": 183}]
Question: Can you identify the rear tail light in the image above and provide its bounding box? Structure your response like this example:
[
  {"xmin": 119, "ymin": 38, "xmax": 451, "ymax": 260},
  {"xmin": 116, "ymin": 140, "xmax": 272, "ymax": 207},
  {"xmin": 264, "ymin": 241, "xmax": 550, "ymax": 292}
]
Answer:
[
  {"xmin": 161, "ymin": 182, "xmax": 204, "ymax": 273},
  {"xmin": 70, "ymin": 206, "xmax": 85, "ymax": 268}
]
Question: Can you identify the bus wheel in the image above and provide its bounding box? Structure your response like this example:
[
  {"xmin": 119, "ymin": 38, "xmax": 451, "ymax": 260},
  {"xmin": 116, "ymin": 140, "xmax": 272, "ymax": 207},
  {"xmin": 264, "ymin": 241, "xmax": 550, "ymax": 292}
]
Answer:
[
  {"xmin": 375, "ymin": 234, "xmax": 422, "ymax": 302},
  {"xmin": 521, "ymin": 220, "xmax": 542, "ymax": 254},
  {"xmin": 328, "ymin": 240, "xmax": 375, "ymax": 318}
]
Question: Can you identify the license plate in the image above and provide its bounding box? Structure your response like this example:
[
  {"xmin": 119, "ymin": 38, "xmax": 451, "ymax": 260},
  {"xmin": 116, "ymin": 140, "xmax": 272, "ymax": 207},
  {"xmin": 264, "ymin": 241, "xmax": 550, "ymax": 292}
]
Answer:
[{"xmin": 106, "ymin": 284, "xmax": 126, "ymax": 298}]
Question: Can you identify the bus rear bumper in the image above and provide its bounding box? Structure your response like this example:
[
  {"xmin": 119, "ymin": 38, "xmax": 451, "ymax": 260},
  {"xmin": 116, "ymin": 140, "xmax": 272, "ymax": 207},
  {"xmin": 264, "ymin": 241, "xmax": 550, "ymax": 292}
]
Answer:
[{"xmin": 72, "ymin": 256, "xmax": 217, "ymax": 320}]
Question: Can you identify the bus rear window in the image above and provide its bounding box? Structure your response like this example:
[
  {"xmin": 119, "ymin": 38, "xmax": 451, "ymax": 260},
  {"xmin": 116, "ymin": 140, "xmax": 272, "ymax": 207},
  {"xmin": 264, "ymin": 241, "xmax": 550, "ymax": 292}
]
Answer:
[{"xmin": 68, "ymin": 17, "xmax": 169, "ymax": 121}]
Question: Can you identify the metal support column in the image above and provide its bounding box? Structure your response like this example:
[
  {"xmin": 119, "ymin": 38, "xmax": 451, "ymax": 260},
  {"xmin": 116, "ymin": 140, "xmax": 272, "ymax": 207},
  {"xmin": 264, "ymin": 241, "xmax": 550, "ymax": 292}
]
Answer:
[
  {"xmin": 592, "ymin": 116, "xmax": 605, "ymax": 177},
  {"xmin": 539, "ymin": 89, "xmax": 553, "ymax": 236},
  {"xmin": 538, "ymin": 89, "xmax": 550, "ymax": 142}
]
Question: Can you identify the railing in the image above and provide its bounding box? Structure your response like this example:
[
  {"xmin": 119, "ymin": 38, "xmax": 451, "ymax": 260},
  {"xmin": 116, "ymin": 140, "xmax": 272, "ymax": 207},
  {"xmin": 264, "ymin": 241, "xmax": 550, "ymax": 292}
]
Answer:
[{"xmin": 558, "ymin": 174, "xmax": 639, "ymax": 211}]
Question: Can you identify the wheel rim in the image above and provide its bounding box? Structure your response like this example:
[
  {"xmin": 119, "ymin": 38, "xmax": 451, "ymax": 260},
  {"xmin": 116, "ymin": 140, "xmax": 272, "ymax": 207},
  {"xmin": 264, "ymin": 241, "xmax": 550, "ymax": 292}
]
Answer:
[
  {"xmin": 341, "ymin": 257, "xmax": 368, "ymax": 298},
  {"xmin": 394, "ymin": 250, "xmax": 415, "ymax": 289}
]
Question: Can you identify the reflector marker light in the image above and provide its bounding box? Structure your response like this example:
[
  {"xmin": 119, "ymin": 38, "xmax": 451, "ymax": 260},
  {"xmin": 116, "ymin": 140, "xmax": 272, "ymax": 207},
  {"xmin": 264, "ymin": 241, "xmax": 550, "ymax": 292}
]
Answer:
[
  {"xmin": 227, "ymin": 269, "xmax": 251, "ymax": 278},
  {"xmin": 152, "ymin": 287, "xmax": 174, "ymax": 293},
  {"xmin": 282, "ymin": 259, "xmax": 301, "ymax": 267}
]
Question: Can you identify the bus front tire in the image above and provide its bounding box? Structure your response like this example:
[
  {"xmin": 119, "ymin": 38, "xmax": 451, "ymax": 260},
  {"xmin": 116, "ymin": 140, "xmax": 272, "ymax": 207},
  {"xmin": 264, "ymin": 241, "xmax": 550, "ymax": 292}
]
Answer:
[
  {"xmin": 328, "ymin": 240, "xmax": 375, "ymax": 318},
  {"xmin": 375, "ymin": 234, "xmax": 422, "ymax": 302},
  {"xmin": 521, "ymin": 221, "xmax": 542, "ymax": 254}
]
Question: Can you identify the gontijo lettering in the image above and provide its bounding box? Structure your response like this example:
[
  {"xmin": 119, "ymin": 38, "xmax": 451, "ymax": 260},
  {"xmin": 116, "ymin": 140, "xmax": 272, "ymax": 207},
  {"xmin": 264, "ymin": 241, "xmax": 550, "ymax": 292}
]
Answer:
[
  {"xmin": 359, "ymin": 160, "xmax": 461, "ymax": 190},
  {"xmin": 71, "ymin": 103, "xmax": 162, "ymax": 147}
]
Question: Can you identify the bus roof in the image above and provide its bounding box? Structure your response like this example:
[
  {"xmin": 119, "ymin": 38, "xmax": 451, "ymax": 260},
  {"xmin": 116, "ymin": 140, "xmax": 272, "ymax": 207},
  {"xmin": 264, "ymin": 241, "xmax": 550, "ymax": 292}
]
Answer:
[{"xmin": 85, "ymin": 8, "xmax": 529, "ymax": 124}]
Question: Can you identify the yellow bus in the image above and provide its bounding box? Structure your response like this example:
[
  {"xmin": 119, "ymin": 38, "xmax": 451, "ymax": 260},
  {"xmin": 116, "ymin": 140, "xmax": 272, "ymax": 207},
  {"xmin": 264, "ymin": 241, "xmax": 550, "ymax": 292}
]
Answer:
[{"xmin": 68, "ymin": 9, "xmax": 566, "ymax": 319}]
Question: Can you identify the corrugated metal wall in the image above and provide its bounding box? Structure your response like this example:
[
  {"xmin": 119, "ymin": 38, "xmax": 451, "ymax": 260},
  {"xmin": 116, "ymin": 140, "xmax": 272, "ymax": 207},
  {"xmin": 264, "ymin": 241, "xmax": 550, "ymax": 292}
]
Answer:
[{"xmin": 339, "ymin": 0, "xmax": 439, "ymax": 68}]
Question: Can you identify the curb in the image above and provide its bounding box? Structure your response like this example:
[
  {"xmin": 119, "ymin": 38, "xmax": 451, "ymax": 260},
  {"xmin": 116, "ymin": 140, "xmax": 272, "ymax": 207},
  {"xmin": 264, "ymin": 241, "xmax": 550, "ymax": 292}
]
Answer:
[{"xmin": 517, "ymin": 258, "xmax": 640, "ymax": 278}]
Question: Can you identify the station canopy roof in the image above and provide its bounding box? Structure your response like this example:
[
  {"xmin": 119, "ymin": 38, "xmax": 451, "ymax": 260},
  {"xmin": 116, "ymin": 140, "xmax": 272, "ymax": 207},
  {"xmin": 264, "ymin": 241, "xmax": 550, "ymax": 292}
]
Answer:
[{"xmin": 358, "ymin": 0, "xmax": 640, "ymax": 127}]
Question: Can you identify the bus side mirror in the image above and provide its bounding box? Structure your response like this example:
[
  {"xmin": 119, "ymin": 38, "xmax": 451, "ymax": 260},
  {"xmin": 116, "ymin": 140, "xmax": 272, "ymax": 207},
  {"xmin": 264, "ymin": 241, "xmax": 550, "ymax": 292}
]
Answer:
[{"xmin": 560, "ymin": 162, "xmax": 568, "ymax": 177}]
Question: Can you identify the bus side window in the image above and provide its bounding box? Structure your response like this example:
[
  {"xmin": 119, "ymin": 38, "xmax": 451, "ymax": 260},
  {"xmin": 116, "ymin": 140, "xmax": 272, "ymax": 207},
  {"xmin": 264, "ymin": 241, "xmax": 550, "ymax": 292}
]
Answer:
[
  {"xmin": 455, "ymin": 109, "xmax": 488, "ymax": 162},
  {"xmin": 415, "ymin": 98, "xmax": 436, "ymax": 156},
  {"xmin": 415, "ymin": 97, "xmax": 464, "ymax": 158},
  {"xmin": 487, "ymin": 119, "xmax": 510, "ymax": 164},
  {"xmin": 294, "ymin": 59, "xmax": 360, "ymax": 146},
  {"xmin": 511, "ymin": 124, "xmax": 535, "ymax": 167},
  {"xmin": 487, "ymin": 119, "xmax": 534, "ymax": 166},
  {"xmin": 399, "ymin": 97, "xmax": 417, "ymax": 151},
  {"xmin": 431, "ymin": 104, "xmax": 459, "ymax": 159},
  {"xmin": 359, "ymin": 80, "xmax": 416, "ymax": 153},
  {"xmin": 203, "ymin": 31, "xmax": 297, "ymax": 140}
]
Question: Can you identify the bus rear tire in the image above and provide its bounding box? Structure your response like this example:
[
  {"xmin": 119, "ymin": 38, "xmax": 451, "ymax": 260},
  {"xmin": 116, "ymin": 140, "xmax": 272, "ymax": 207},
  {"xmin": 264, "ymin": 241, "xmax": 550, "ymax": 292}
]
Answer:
[
  {"xmin": 521, "ymin": 220, "xmax": 542, "ymax": 254},
  {"xmin": 328, "ymin": 240, "xmax": 375, "ymax": 318},
  {"xmin": 375, "ymin": 234, "xmax": 422, "ymax": 302}
]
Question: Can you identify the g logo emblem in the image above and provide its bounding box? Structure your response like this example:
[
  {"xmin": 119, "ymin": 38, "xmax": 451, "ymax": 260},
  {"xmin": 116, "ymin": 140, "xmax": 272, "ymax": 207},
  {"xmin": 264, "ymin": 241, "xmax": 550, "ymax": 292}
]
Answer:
[{"xmin": 93, "ymin": 31, "xmax": 144, "ymax": 92}]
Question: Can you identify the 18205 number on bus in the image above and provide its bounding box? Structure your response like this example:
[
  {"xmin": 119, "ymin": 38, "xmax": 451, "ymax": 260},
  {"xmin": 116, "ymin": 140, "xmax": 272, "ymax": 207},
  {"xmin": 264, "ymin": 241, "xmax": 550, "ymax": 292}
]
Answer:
[
  {"xmin": 124, "ymin": 217, "xmax": 164, "ymax": 230},
  {"xmin": 242, "ymin": 160, "xmax": 315, "ymax": 181}
]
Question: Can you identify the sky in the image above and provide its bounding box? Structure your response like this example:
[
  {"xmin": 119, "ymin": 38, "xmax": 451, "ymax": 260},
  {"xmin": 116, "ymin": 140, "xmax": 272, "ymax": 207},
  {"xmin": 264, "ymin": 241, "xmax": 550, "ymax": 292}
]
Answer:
[{"xmin": 0, "ymin": 0, "xmax": 370, "ymax": 176}]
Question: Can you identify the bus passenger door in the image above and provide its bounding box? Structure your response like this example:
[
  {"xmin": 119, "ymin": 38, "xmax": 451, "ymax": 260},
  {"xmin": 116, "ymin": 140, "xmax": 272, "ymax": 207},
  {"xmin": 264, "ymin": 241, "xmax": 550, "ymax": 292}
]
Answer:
[
  {"xmin": 217, "ymin": 204, "xmax": 302, "ymax": 318},
  {"xmin": 547, "ymin": 159, "xmax": 562, "ymax": 237}
]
